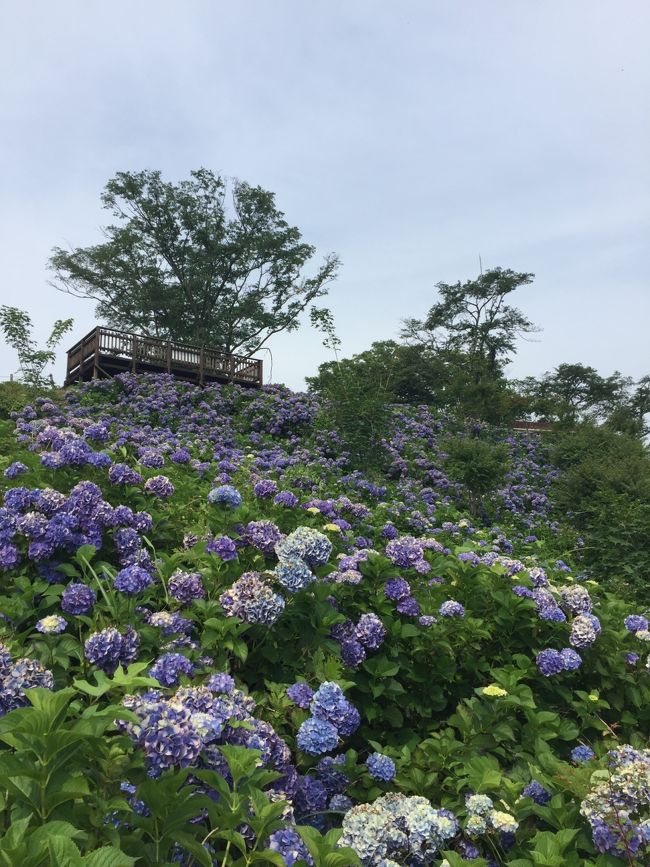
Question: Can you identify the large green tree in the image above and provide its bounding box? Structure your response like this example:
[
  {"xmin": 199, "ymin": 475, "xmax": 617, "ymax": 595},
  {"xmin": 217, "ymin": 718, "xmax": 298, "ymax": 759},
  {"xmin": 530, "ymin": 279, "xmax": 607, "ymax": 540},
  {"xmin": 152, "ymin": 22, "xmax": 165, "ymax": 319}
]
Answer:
[
  {"xmin": 402, "ymin": 267, "xmax": 539, "ymax": 378},
  {"xmin": 49, "ymin": 169, "xmax": 339, "ymax": 355}
]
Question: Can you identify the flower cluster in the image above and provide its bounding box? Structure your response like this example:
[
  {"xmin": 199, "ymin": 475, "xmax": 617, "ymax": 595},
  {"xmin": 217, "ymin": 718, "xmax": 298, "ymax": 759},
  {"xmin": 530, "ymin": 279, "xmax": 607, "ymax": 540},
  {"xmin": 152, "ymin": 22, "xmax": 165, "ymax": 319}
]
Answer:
[
  {"xmin": 297, "ymin": 682, "xmax": 359, "ymax": 755},
  {"xmin": 339, "ymin": 792, "xmax": 458, "ymax": 865},
  {"xmin": 219, "ymin": 572, "xmax": 285, "ymax": 626},
  {"xmin": 0, "ymin": 644, "xmax": 54, "ymax": 715},
  {"xmin": 580, "ymin": 745, "xmax": 650, "ymax": 858}
]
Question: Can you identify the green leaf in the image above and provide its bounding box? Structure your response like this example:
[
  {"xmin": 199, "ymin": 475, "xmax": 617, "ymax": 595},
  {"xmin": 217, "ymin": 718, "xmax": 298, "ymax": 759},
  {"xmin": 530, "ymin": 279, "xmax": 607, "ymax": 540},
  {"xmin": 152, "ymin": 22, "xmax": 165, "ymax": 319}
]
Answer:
[{"xmin": 82, "ymin": 849, "xmax": 137, "ymax": 867}]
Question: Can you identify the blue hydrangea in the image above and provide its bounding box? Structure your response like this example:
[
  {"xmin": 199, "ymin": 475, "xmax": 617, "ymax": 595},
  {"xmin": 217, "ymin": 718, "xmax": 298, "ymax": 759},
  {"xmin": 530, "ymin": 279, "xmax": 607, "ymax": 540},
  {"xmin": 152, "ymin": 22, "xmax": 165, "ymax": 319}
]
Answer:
[
  {"xmin": 296, "ymin": 717, "xmax": 339, "ymax": 755},
  {"xmin": 536, "ymin": 649, "xmax": 565, "ymax": 677},
  {"xmin": 4, "ymin": 462, "xmax": 28, "ymax": 480},
  {"xmin": 207, "ymin": 485, "xmax": 242, "ymax": 508},
  {"xmin": 355, "ymin": 613, "xmax": 386, "ymax": 649},
  {"xmin": 571, "ymin": 745, "xmax": 596, "ymax": 763},
  {"xmin": 168, "ymin": 570, "xmax": 206, "ymax": 604},
  {"xmin": 275, "ymin": 559, "xmax": 315, "ymax": 594},
  {"xmin": 366, "ymin": 752, "xmax": 396, "ymax": 781},
  {"xmin": 275, "ymin": 527, "xmax": 332, "ymax": 568},
  {"xmin": 310, "ymin": 682, "xmax": 360, "ymax": 737},
  {"xmin": 35, "ymin": 615, "xmax": 67, "ymax": 634},
  {"xmin": 268, "ymin": 828, "xmax": 314, "ymax": 866}
]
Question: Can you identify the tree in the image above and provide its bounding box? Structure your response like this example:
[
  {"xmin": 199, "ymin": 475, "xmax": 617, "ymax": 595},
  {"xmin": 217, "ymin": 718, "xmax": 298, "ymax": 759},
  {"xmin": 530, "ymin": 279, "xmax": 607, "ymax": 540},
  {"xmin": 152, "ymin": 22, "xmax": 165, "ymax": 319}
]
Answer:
[
  {"xmin": 402, "ymin": 267, "xmax": 539, "ymax": 378},
  {"xmin": 0, "ymin": 306, "xmax": 73, "ymax": 388},
  {"xmin": 49, "ymin": 169, "xmax": 339, "ymax": 356}
]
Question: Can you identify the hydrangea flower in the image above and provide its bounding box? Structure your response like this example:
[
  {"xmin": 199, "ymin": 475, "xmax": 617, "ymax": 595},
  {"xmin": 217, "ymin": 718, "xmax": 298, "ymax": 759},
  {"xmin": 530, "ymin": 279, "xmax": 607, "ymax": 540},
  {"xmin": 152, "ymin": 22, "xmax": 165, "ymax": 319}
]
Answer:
[
  {"xmin": 253, "ymin": 479, "xmax": 278, "ymax": 499},
  {"xmin": 624, "ymin": 614, "xmax": 649, "ymax": 634},
  {"xmin": 366, "ymin": 752, "xmax": 396, "ymax": 781},
  {"xmin": 168, "ymin": 570, "xmax": 206, "ymax": 604},
  {"xmin": 274, "ymin": 491, "xmax": 299, "ymax": 508},
  {"xmin": 275, "ymin": 559, "xmax": 315, "ymax": 594},
  {"xmin": 207, "ymin": 485, "xmax": 242, "ymax": 508},
  {"xmin": 571, "ymin": 745, "xmax": 596, "ymax": 763},
  {"xmin": 61, "ymin": 582, "xmax": 97, "ymax": 615},
  {"xmin": 286, "ymin": 682, "xmax": 314, "ymax": 709},
  {"xmin": 268, "ymin": 828, "xmax": 314, "ymax": 866},
  {"xmin": 206, "ymin": 535, "xmax": 238, "ymax": 562},
  {"xmin": 439, "ymin": 600, "xmax": 465, "ymax": 618},
  {"xmin": 35, "ymin": 615, "xmax": 67, "ymax": 634},
  {"xmin": 219, "ymin": 572, "xmax": 285, "ymax": 626},
  {"xmin": 355, "ymin": 613, "xmax": 386, "ymax": 649},
  {"xmin": 143, "ymin": 475, "xmax": 175, "ymax": 499},
  {"xmin": 522, "ymin": 780, "xmax": 551, "ymax": 805},
  {"xmin": 4, "ymin": 462, "xmax": 28, "ymax": 479},
  {"xmin": 296, "ymin": 717, "xmax": 339, "ymax": 755},
  {"xmin": 114, "ymin": 564, "xmax": 155, "ymax": 595},
  {"xmin": 310, "ymin": 682, "xmax": 360, "ymax": 737},
  {"xmin": 275, "ymin": 527, "xmax": 332, "ymax": 568},
  {"xmin": 149, "ymin": 652, "xmax": 194, "ymax": 687}
]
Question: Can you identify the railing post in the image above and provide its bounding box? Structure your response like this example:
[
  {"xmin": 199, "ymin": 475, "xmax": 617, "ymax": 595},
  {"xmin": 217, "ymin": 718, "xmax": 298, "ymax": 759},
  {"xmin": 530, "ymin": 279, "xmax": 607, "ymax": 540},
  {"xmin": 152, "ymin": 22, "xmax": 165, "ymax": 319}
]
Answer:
[
  {"xmin": 132, "ymin": 336, "xmax": 138, "ymax": 373},
  {"xmin": 199, "ymin": 347, "xmax": 205, "ymax": 386},
  {"xmin": 166, "ymin": 341, "xmax": 172, "ymax": 373},
  {"xmin": 257, "ymin": 359, "xmax": 263, "ymax": 386},
  {"xmin": 229, "ymin": 355, "xmax": 236, "ymax": 383}
]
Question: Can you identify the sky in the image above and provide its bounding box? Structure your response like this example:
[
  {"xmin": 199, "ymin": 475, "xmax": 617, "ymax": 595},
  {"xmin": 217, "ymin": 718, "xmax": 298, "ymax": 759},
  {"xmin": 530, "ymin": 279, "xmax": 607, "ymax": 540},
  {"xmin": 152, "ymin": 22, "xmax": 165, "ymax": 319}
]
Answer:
[{"xmin": 0, "ymin": 0, "xmax": 648, "ymax": 390}]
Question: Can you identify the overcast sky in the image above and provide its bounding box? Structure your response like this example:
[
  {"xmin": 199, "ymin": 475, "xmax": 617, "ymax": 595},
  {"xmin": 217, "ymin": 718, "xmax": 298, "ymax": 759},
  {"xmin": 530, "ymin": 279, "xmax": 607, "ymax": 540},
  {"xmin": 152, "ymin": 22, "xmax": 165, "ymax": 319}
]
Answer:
[{"xmin": 1, "ymin": 1, "xmax": 648, "ymax": 390}]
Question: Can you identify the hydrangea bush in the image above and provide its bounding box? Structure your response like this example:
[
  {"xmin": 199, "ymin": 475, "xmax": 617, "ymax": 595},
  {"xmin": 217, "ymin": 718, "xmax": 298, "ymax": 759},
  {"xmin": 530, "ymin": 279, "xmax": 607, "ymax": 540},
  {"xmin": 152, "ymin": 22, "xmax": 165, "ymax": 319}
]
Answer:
[{"xmin": 0, "ymin": 372, "xmax": 648, "ymax": 865}]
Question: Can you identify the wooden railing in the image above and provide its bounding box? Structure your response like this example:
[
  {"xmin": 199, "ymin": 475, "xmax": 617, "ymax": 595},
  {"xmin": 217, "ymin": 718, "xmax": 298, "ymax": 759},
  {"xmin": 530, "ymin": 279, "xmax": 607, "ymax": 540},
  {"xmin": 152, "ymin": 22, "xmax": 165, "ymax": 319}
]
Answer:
[{"xmin": 65, "ymin": 327, "xmax": 263, "ymax": 387}]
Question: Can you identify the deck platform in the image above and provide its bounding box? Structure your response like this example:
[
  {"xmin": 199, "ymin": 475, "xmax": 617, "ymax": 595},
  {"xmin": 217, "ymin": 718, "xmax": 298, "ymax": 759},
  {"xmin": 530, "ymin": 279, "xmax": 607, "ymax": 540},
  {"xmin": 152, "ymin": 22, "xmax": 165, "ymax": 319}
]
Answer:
[{"xmin": 64, "ymin": 327, "xmax": 263, "ymax": 388}]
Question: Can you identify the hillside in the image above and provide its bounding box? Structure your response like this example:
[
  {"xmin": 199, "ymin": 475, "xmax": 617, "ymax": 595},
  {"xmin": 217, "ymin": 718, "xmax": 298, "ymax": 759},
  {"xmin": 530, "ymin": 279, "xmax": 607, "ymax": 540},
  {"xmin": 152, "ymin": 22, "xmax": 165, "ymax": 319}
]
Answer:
[{"xmin": 0, "ymin": 373, "xmax": 648, "ymax": 866}]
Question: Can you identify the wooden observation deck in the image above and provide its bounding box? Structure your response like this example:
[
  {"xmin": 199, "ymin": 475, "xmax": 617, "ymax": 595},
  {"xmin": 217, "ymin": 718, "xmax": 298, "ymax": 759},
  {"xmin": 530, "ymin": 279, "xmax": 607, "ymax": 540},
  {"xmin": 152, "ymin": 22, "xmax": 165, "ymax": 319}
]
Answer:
[{"xmin": 64, "ymin": 327, "xmax": 263, "ymax": 388}]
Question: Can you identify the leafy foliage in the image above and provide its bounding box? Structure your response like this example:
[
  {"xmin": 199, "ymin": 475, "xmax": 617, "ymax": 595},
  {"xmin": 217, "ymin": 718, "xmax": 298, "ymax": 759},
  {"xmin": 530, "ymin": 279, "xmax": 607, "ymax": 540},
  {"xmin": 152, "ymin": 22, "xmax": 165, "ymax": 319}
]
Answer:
[{"xmin": 50, "ymin": 169, "xmax": 339, "ymax": 355}]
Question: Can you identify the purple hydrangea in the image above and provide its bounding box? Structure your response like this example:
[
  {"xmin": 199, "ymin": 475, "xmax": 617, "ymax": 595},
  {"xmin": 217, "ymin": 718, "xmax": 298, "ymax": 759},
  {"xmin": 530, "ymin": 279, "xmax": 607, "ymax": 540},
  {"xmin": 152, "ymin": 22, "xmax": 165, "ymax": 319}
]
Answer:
[
  {"xmin": 108, "ymin": 464, "xmax": 143, "ymax": 486},
  {"xmin": 113, "ymin": 565, "xmax": 155, "ymax": 595},
  {"xmin": 219, "ymin": 572, "xmax": 285, "ymax": 626},
  {"xmin": 366, "ymin": 752, "xmax": 396, "ymax": 781},
  {"xmin": 419, "ymin": 615, "xmax": 437, "ymax": 627},
  {"xmin": 206, "ymin": 535, "xmax": 238, "ymax": 562},
  {"xmin": 149, "ymin": 653, "xmax": 194, "ymax": 687},
  {"xmin": 246, "ymin": 520, "xmax": 284, "ymax": 555},
  {"xmin": 253, "ymin": 479, "xmax": 278, "ymax": 499},
  {"xmin": 84, "ymin": 627, "xmax": 125, "ymax": 675},
  {"xmin": 536, "ymin": 649, "xmax": 565, "ymax": 677},
  {"xmin": 384, "ymin": 578, "xmax": 412, "ymax": 602},
  {"xmin": 355, "ymin": 613, "xmax": 386, "ymax": 649},
  {"xmin": 439, "ymin": 599, "xmax": 465, "ymax": 618},
  {"xmin": 144, "ymin": 475, "xmax": 175, "ymax": 499},
  {"xmin": 396, "ymin": 596, "xmax": 421, "ymax": 616},
  {"xmin": 286, "ymin": 682, "xmax": 315, "ymax": 709},
  {"xmin": 385, "ymin": 535, "xmax": 427, "ymax": 569},
  {"xmin": 522, "ymin": 780, "xmax": 551, "ymax": 805},
  {"xmin": 624, "ymin": 614, "xmax": 649, "ymax": 634},
  {"xmin": 268, "ymin": 828, "xmax": 314, "ymax": 866},
  {"xmin": 61, "ymin": 582, "xmax": 97, "ymax": 615},
  {"xmin": 339, "ymin": 640, "xmax": 366, "ymax": 668},
  {"xmin": 560, "ymin": 647, "xmax": 582, "ymax": 671},
  {"xmin": 273, "ymin": 491, "xmax": 299, "ymax": 508},
  {"xmin": 4, "ymin": 462, "xmax": 28, "ymax": 480},
  {"xmin": 206, "ymin": 672, "xmax": 235, "ymax": 694},
  {"xmin": 35, "ymin": 615, "xmax": 67, "ymax": 634},
  {"xmin": 310, "ymin": 682, "xmax": 360, "ymax": 737},
  {"xmin": 168, "ymin": 571, "xmax": 206, "ymax": 605}
]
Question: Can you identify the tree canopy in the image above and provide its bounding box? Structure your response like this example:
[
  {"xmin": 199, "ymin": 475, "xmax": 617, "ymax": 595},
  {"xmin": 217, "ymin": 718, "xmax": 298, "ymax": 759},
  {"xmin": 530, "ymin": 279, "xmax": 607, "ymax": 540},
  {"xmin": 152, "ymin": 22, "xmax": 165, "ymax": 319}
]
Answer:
[
  {"xmin": 49, "ymin": 169, "xmax": 339, "ymax": 356},
  {"xmin": 402, "ymin": 267, "xmax": 539, "ymax": 376}
]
